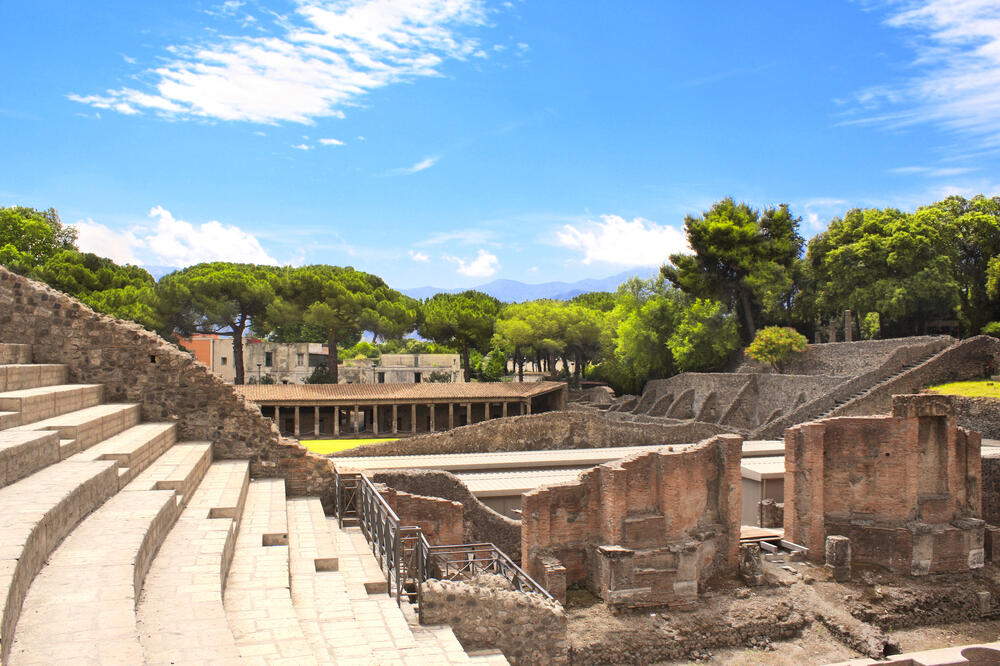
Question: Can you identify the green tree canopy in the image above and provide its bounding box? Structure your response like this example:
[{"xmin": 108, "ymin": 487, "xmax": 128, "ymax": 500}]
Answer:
[
  {"xmin": 0, "ymin": 206, "xmax": 78, "ymax": 273},
  {"xmin": 418, "ymin": 291, "xmax": 502, "ymax": 381},
  {"xmin": 667, "ymin": 298, "xmax": 740, "ymax": 373},
  {"xmin": 157, "ymin": 262, "xmax": 277, "ymax": 384},
  {"xmin": 662, "ymin": 198, "xmax": 803, "ymax": 341},
  {"xmin": 746, "ymin": 326, "xmax": 808, "ymax": 373}
]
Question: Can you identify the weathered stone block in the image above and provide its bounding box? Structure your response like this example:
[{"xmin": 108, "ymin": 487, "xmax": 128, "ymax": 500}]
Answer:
[
  {"xmin": 739, "ymin": 543, "xmax": 764, "ymax": 586},
  {"xmin": 825, "ymin": 535, "xmax": 851, "ymax": 582}
]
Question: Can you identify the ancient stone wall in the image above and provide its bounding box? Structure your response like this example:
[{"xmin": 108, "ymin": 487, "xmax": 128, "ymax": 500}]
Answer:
[
  {"xmin": 377, "ymin": 485, "xmax": 464, "ymax": 545},
  {"xmin": 736, "ymin": 336, "xmax": 953, "ymax": 376},
  {"xmin": 0, "ymin": 267, "xmax": 335, "ymax": 503},
  {"xmin": 419, "ymin": 578, "xmax": 568, "ymax": 665},
  {"xmin": 371, "ymin": 470, "xmax": 521, "ymax": 559},
  {"xmin": 952, "ymin": 395, "xmax": 1000, "ymax": 440},
  {"xmin": 521, "ymin": 434, "xmax": 743, "ymax": 609},
  {"xmin": 785, "ymin": 394, "xmax": 984, "ymax": 575},
  {"xmin": 331, "ymin": 410, "xmax": 728, "ymax": 458},
  {"xmin": 983, "ymin": 452, "xmax": 1000, "ymax": 527}
]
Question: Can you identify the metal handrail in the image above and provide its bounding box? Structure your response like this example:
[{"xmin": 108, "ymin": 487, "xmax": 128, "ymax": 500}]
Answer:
[{"xmin": 333, "ymin": 468, "xmax": 552, "ymax": 606}]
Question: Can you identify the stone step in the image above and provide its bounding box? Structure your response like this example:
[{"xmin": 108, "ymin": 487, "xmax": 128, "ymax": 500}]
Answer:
[
  {"xmin": 0, "ymin": 412, "xmax": 16, "ymax": 431},
  {"xmin": 347, "ymin": 527, "xmax": 392, "ymax": 595},
  {"xmin": 0, "ymin": 384, "xmax": 103, "ymax": 427},
  {"xmin": 287, "ymin": 497, "xmax": 340, "ymax": 664},
  {"xmin": 0, "ymin": 459, "xmax": 119, "ymax": 663},
  {"xmin": 9, "ymin": 403, "xmax": 141, "ymax": 454},
  {"xmin": 137, "ymin": 461, "xmax": 250, "ymax": 665},
  {"xmin": 8, "ymin": 487, "xmax": 179, "ymax": 665},
  {"xmin": 125, "ymin": 441, "xmax": 213, "ymax": 507},
  {"xmin": 68, "ymin": 422, "xmax": 176, "ymax": 487},
  {"xmin": 0, "ymin": 364, "xmax": 67, "ymax": 393},
  {"xmin": 224, "ymin": 479, "xmax": 317, "ymax": 663},
  {"xmin": 0, "ymin": 345, "xmax": 31, "ymax": 365},
  {"xmin": 0, "ymin": 431, "xmax": 60, "ymax": 489}
]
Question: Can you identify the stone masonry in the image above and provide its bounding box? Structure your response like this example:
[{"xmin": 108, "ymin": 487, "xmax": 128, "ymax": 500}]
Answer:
[
  {"xmin": 0, "ymin": 267, "xmax": 336, "ymax": 505},
  {"xmin": 785, "ymin": 393, "xmax": 984, "ymax": 575},
  {"xmin": 521, "ymin": 434, "xmax": 742, "ymax": 609}
]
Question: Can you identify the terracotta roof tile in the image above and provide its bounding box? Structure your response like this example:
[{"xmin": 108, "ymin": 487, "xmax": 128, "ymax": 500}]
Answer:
[{"xmin": 234, "ymin": 381, "xmax": 566, "ymax": 404}]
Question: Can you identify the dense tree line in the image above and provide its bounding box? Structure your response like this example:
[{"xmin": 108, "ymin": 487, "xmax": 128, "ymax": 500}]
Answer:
[{"xmin": 4, "ymin": 193, "xmax": 1000, "ymax": 393}]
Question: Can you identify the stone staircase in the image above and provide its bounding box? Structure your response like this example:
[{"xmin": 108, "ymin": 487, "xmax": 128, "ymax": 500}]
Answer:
[{"xmin": 0, "ymin": 343, "xmax": 506, "ymax": 665}]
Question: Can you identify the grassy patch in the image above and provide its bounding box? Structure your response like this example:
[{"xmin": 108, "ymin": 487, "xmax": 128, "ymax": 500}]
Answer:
[
  {"xmin": 925, "ymin": 380, "xmax": 1000, "ymax": 399},
  {"xmin": 299, "ymin": 438, "xmax": 400, "ymax": 455}
]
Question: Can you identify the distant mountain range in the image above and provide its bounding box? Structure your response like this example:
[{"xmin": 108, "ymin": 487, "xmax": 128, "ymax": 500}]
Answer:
[{"xmin": 402, "ymin": 270, "xmax": 653, "ymax": 302}]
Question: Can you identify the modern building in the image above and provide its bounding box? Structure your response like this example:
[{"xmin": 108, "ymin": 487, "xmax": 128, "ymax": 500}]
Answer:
[{"xmin": 235, "ymin": 381, "xmax": 567, "ymax": 438}]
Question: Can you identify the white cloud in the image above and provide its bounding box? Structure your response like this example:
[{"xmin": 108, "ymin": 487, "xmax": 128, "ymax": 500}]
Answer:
[
  {"xmin": 415, "ymin": 228, "xmax": 496, "ymax": 246},
  {"xmin": 292, "ymin": 143, "xmax": 312, "ymax": 150},
  {"xmin": 446, "ymin": 249, "xmax": 499, "ymax": 277},
  {"xmin": 555, "ymin": 215, "xmax": 688, "ymax": 266},
  {"xmin": 392, "ymin": 155, "xmax": 439, "ymax": 175},
  {"xmin": 843, "ymin": 1, "xmax": 1000, "ymax": 143},
  {"xmin": 888, "ymin": 165, "xmax": 975, "ymax": 177},
  {"xmin": 70, "ymin": 0, "xmax": 492, "ymax": 125},
  {"xmin": 71, "ymin": 206, "xmax": 278, "ymax": 268},
  {"xmin": 319, "ymin": 137, "xmax": 344, "ymax": 146},
  {"xmin": 408, "ymin": 250, "xmax": 430, "ymax": 262}
]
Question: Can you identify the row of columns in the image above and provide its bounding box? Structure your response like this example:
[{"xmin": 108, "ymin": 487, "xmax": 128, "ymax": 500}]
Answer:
[{"xmin": 271, "ymin": 400, "xmax": 533, "ymax": 438}]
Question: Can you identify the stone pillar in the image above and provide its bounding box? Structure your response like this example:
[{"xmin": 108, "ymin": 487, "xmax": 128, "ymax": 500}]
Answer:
[
  {"xmin": 274, "ymin": 406, "xmax": 281, "ymax": 433},
  {"xmin": 354, "ymin": 404, "xmax": 360, "ymax": 434},
  {"xmin": 294, "ymin": 406, "xmax": 300, "ymax": 438},
  {"xmin": 411, "ymin": 404, "xmax": 417, "ymax": 434},
  {"xmin": 465, "ymin": 403, "xmax": 472, "ymax": 425},
  {"xmin": 392, "ymin": 404, "xmax": 398, "ymax": 435},
  {"xmin": 814, "ymin": 320, "xmax": 822, "ymax": 344},
  {"xmin": 844, "ymin": 310, "xmax": 853, "ymax": 342},
  {"xmin": 827, "ymin": 319, "xmax": 837, "ymax": 343},
  {"xmin": 825, "ymin": 535, "xmax": 851, "ymax": 582},
  {"xmin": 526, "ymin": 399, "xmax": 532, "ymax": 415},
  {"xmin": 333, "ymin": 407, "xmax": 339, "ymax": 436},
  {"xmin": 739, "ymin": 543, "xmax": 764, "ymax": 586},
  {"xmin": 429, "ymin": 403, "xmax": 435, "ymax": 432},
  {"xmin": 373, "ymin": 405, "xmax": 379, "ymax": 436},
  {"xmin": 502, "ymin": 402, "xmax": 508, "ymax": 417},
  {"xmin": 313, "ymin": 406, "xmax": 319, "ymax": 437},
  {"xmin": 448, "ymin": 403, "xmax": 454, "ymax": 430}
]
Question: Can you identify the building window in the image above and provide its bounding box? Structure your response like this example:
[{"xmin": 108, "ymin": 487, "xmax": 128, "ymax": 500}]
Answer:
[
  {"xmin": 414, "ymin": 355, "xmax": 419, "ymax": 367},
  {"xmin": 220, "ymin": 357, "xmax": 227, "ymax": 366},
  {"xmin": 265, "ymin": 352, "xmax": 273, "ymax": 367},
  {"xmin": 378, "ymin": 372, "xmax": 385, "ymax": 384},
  {"xmin": 414, "ymin": 372, "xmax": 422, "ymax": 383},
  {"xmin": 297, "ymin": 353, "xmax": 304, "ymax": 366}
]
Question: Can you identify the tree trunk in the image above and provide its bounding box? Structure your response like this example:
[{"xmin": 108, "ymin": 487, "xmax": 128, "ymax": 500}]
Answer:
[
  {"xmin": 328, "ymin": 329, "xmax": 339, "ymax": 383},
  {"xmin": 574, "ymin": 350, "xmax": 583, "ymax": 385},
  {"xmin": 738, "ymin": 287, "xmax": 757, "ymax": 341},
  {"xmin": 232, "ymin": 317, "xmax": 246, "ymax": 385},
  {"xmin": 461, "ymin": 344, "xmax": 472, "ymax": 382},
  {"xmin": 516, "ymin": 345, "xmax": 524, "ymax": 382}
]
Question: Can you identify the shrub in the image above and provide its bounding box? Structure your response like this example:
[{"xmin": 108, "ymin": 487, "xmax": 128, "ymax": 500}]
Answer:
[
  {"xmin": 862, "ymin": 312, "xmax": 881, "ymax": 340},
  {"xmin": 746, "ymin": 326, "xmax": 808, "ymax": 373}
]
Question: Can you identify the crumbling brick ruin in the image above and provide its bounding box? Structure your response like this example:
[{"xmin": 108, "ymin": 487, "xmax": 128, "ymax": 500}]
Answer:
[
  {"xmin": 521, "ymin": 434, "xmax": 742, "ymax": 609},
  {"xmin": 785, "ymin": 393, "xmax": 984, "ymax": 576}
]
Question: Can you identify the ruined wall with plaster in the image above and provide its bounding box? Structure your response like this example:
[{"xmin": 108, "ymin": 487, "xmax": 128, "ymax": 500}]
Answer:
[
  {"xmin": 520, "ymin": 434, "xmax": 742, "ymax": 609},
  {"xmin": 0, "ymin": 267, "xmax": 335, "ymax": 503},
  {"xmin": 785, "ymin": 394, "xmax": 984, "ymax": 575}
]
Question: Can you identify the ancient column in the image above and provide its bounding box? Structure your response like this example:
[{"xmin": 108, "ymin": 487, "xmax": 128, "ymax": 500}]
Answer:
[
  {"xmin": 502, "ymin": 402, "xmax": 508, "ymax": 417},
  {"xmin": 827, "ymin": 319, "xmax": 837, "ymax": 343},
  {"xmin": 392, "ymin": 404, "xmax": 398, "ymax": 435},
  {"xmin": 313, "ymin": 406, "xmax": 319, "ymax": 437},
  {"xmin": 466, "ymin": 402, "xmax": 472, "ymax": 425},
  {"xmin": 275, "ymin": 406, "xmax": 281, "ymax": 433},
  {"xmin": 373, "ymin": 404, "xmax": 379, "ymax": 436},
  {"xmin": 333, "ymin": 406, "xmax": 339, "ymax": 436},
  {"xmin": 844, "ymin": 310, "xmax": 853, "ymax": 342},
  {"xmin": 448, "ymin": 403, "xmax": 454, "ymax": 430},
  {"xmin": 411, "ymin": 404, "xmax": 417, "ymax": 434},
  {"xmin": 429, "ymin": 403, "xmax": 435, "ymax": 432},
  {"xmin": 294, "ymin": 406, "xmax": 300, "ymax": 438},
  {"xmin": 525, "ymin": 399, "xmax": 532, "ymax": 415},
  {"xmin": 354, "ymin": 404, "xmax": 360, "ymax": 434}
]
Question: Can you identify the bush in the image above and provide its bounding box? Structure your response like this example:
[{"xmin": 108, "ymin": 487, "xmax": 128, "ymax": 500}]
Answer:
[
  {"xmin": 746, "ymin": 326, "xmax": 808, "ymax": 373},
  {"xmin": 861, "ymin": 312, "xmax": 881, "ymax": 340},
  {"xmin": 479, "ymin": 347, "xmax": 506, "ymax": 382},
  {"xmin": 982, "ymin": 322, "xmax": 1000, "ymax": 338}
]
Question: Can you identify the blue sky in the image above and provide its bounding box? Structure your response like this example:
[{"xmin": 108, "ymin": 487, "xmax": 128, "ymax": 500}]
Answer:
[{"xmin": 3, "ymin": 0, "xmax": 1000, "ymax": 290}]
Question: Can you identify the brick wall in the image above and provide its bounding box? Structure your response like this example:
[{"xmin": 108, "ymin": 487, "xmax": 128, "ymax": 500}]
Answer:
[
  {"xmin": 377, "ymin": 486, "xmax": 464, "ymax": 545},
  {"xmin": 784, "ymin": 394, "xmax": 984, "ymax": 575},
  {"xmin": 419, "ymin": 578, "xmax": 568, "ymax": 665},
  {"xmin": 0, "ymin": 267, "xmax": 336, "ymax": 505},
  {"xmin": 520, "ymin": 434, "xmax": 742, "ymax": 609}
]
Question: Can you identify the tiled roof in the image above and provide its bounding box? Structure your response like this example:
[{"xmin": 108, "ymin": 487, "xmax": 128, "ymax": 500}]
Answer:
[{"xmin": 235, "ymin": 381, "xmax": 565, "ymax": 404}]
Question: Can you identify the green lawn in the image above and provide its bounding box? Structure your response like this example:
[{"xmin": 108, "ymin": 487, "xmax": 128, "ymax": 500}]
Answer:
[
  {"xmin": 925, "ymin": 380, "xmax": 1000, "ymax": 399},
  {"xmin": 299, "ymin": 438, "xmax": 400, "ymax": 455}
]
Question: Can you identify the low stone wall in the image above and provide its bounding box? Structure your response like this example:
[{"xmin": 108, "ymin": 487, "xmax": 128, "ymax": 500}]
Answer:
[
  {"xmin": 377, "ymin": 485, "xmax": 464, "ymax": 545},
  {"xmin": 332, "ymin": 410, "xmax": 728, "ymax": 458},
  {"xmin": 419, "ymin": 578, "xmax": 568, "ymax": 665},
  {"xmin": 948, "ymin": 395, "xmax": 1000, "ymax": 440},
  {"xmin": 371, "ymin": 470, "xmax": 521, "ymax": 559},
  {"xmin": 0, "ymin": 267, "xmax": 335, "ymax": 504}
]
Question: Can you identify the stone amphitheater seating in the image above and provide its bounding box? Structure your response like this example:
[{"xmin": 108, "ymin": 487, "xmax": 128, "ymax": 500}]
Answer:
[{"xmin": 0, "ymin": 342, "xmax": 507, "ymax": 665}]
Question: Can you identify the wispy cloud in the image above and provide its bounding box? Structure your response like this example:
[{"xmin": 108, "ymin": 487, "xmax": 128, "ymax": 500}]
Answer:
[
  {"xmin": 408, "ymin": 250, "xmax": 430, "ymax": 262},
  {"xmin": 318, "ymin": 137, "xmax": 344, "ymax": 146},
  {"xmin": 391, "ymin": 155, "xmax": 439, "ymax": 175},
  {"xmin": 70, "ymin": 0, "xmax": 493, "ymax": 124},
  {"xmin": 555, "ymin": 215, "xmax": 688, "ymax": 266},
  {"xmin": 888, "ymin": 165, "xmax": 975, "ymax": 177},
  {"xmin": 415, "ymin": 228, "xmax": 496, "ymax": 246},
  {"xmin": 842, "ymin": 1, "xmax": 1000, "ymax": 143},
  {"xmin": 445, "ymin": 248, "xmax": 499, "ymax": 277},
  {"xmin": 72, "ymin": 206, "xmax": 278, "ymax": 267},
  {"xmin": 291, "ymin": 143, "xmax": 312, "ymax": 150}
]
